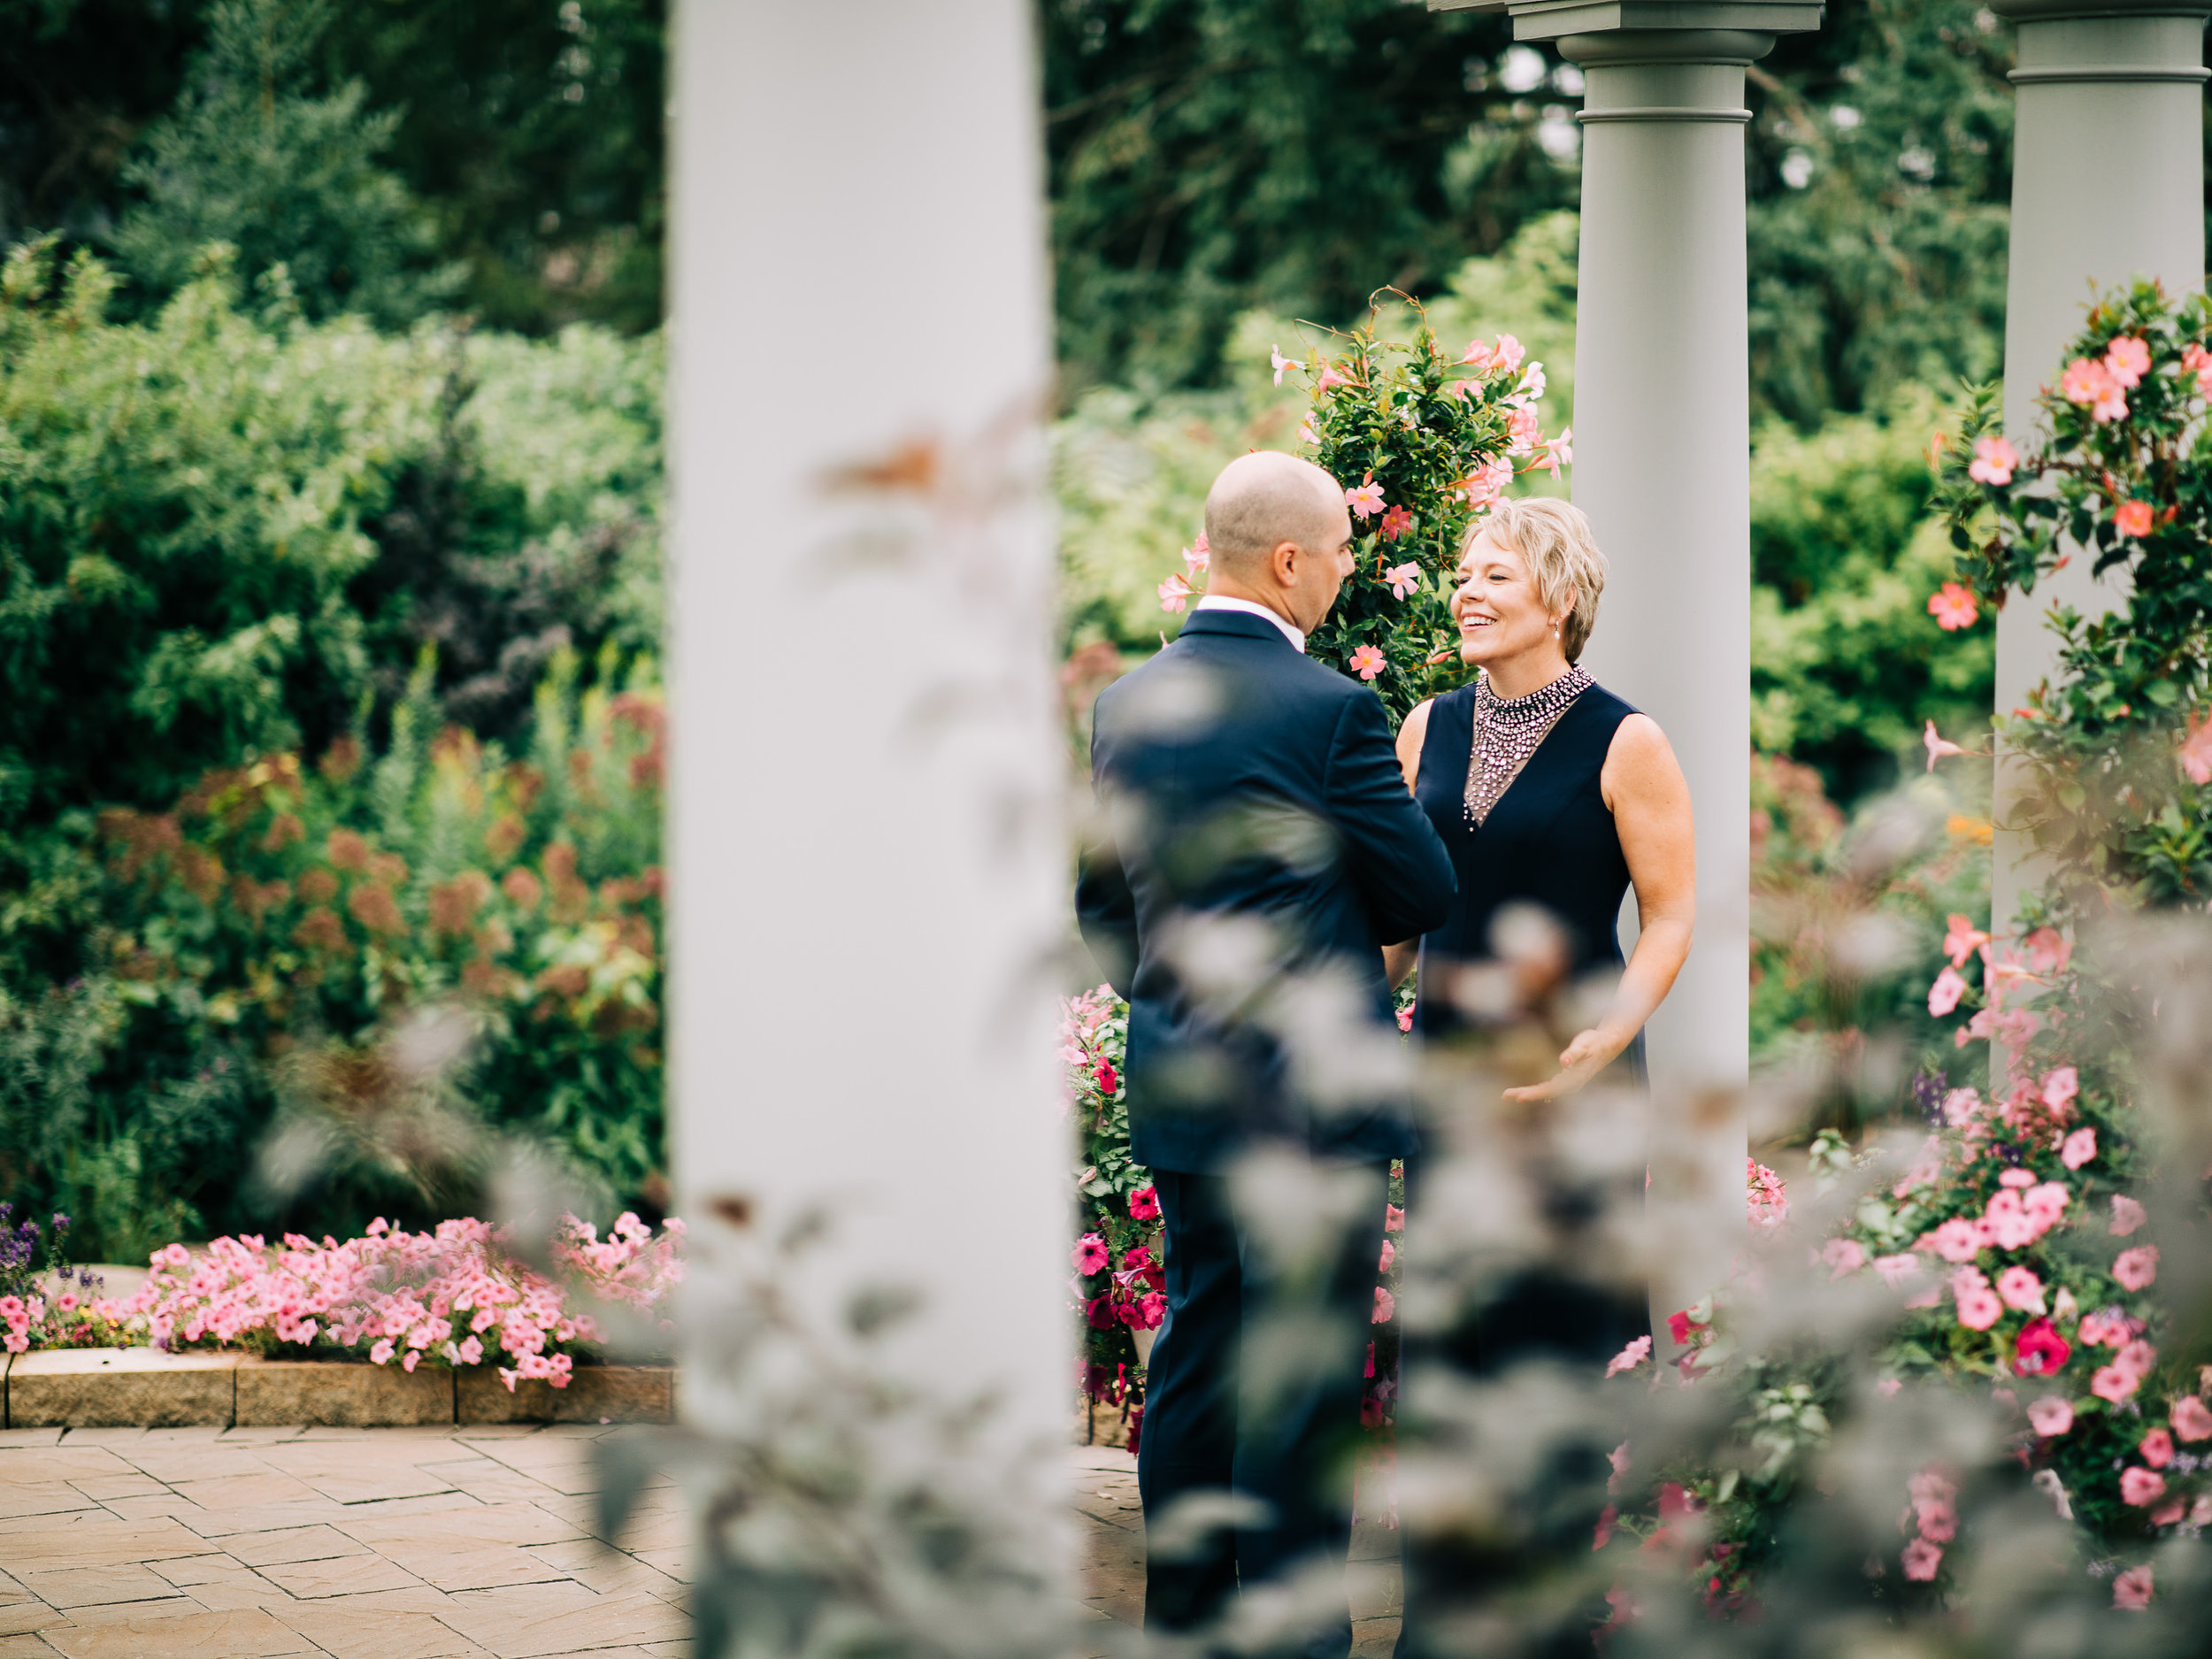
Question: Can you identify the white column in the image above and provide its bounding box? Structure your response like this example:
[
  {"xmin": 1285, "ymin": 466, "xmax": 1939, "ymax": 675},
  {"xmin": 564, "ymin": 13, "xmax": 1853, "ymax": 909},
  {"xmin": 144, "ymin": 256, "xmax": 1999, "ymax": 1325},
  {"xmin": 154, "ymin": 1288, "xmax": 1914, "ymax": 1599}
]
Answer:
[
  {"xmin": 1989, "ymin": 2, "xmax": 2208, "ymax": 946},
  {"xmin": 1440, "ymin": 0, "xmax": 1822, "ymax": 1325},
  {"xmin": 667, "ymin": 0, "xmax": 1068, "ymax": 1462}
]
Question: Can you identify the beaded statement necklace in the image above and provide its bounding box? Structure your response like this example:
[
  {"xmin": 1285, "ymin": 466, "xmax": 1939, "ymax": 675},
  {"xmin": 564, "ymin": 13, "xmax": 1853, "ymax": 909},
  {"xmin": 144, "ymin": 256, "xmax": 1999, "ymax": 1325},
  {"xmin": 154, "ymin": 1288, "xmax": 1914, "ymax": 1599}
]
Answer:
[{"xmin": 1463, "ymin": 664, "xmax": 1594, "ymax": 826}]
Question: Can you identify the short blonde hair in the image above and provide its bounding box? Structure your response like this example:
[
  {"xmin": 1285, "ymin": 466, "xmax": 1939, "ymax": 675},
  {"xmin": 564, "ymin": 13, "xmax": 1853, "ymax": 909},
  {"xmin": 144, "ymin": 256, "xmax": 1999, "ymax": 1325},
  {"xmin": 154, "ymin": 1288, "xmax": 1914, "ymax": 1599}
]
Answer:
[{"xmin": 1464, "ymin": 497, "xmax": 1608, "ymax": 662}]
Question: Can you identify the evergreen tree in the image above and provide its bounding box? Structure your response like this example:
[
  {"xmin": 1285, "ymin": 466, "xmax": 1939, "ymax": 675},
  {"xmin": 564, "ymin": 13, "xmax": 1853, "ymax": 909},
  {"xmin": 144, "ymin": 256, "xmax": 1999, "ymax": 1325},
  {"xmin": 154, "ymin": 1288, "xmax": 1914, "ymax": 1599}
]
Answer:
[{"xmin": 110, "ymin": 0, "xmax": 457, "ymax": 323}]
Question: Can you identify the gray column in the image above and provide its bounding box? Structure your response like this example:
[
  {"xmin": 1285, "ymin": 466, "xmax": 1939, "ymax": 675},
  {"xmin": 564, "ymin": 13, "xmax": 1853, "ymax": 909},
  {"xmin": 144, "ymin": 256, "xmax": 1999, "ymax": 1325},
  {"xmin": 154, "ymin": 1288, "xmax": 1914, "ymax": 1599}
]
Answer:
[
  {"xmin": 667, "ymin": 0, "xmax": 1070, "ymax": 1468},
  {"xmin": 1439, "ymin": 2, "xmax": 1822, "ymax": 1325},
  {"xmin": 1988, "ymin": 2, "xmax": 2208, "ymax": 949}
]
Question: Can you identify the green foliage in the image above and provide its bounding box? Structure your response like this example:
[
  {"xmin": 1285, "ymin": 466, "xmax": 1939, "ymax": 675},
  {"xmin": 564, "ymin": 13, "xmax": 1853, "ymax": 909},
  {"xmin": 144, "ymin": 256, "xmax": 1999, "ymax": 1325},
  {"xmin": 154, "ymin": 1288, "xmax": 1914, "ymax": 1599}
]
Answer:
[
  {"xmin": 111, "ymin": 0, "xmax": 458, "ymax": 325},
  {"xmin": 0, "ymin": 653, "xmax": 664, "ymax": 1260},
  {"xmin": 1936, "ymin": 283, "xmax": 2212, "ymax": 911},
  {"xmin": 1750, "ymin": 395, "xmax": 1995, "ymax": 797},
  {"xmin": 1041, "ymin": 0, "xmax": 1576, "ymax": 395}
]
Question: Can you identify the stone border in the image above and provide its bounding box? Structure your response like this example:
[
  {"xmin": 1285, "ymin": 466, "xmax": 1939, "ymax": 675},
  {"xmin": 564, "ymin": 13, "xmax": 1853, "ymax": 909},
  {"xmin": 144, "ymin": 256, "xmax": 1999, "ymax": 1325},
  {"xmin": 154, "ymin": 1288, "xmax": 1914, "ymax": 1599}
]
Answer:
[{"xmin": 3, "ymin": 1348, "xmax": 676, "ymax": 1429}]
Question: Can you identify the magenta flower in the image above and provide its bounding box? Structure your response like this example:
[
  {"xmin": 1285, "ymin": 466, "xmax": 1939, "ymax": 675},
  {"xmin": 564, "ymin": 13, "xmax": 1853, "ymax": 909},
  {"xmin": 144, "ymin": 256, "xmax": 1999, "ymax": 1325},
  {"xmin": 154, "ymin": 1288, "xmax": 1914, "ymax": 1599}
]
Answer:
[
  {"xmin": 2060, "ymin": 1127, "xmax": 2096, "ymax": 1170},
  {"xmin": 1395, "ymin": 1005, "xmax": 1413, "ymax": 1032},
  {"xmin": 1379, "ymin": 504, "xmax": 1414, "ymax": 542},
  {"xmin": 1901, "ymin": 1539, "xmax": 1943, "ymax": 1581},
  {"xmin": 2116, "ymin": 499, "xmax": 2154, "ymax": 539},
  {"xmin": 2026, "ymin": 1394, "xmax": 2075, "ymax": 1436},
  {"xmin": 2105, "ymin": 335, "xmax": 2153, "ymax": 388},
  {"xmin": 1927, "ymin": 582, "xmax": 1979, "ymax": 631},
  {"xmin": 1348, "ymin": 644, "xmax": 1386, "ymax": 680},
  {"xmin": 1072, "ymin": 1233, "xmax": 1110, "ymax": 1275},
  {"xmin": 1128, "ymin": 1185, "xmax": 1161, "ymax": 1222},
  {"xmin": 2121, "ymin": 1466, "xmax": 2168, "ymax": 1506},
  {"xmin": 2114, "ymin": 1564, "xmax": 2154, "ymax": 1610},
  {"xmin": 2114, "ymin": 1245, "xmax": 2160, "ymax": 1291},
  {"xmin": 1383, "ymin": 562, "xmax": 1422, "ymax": 599},
  {"xmin": 1345, "ymin": 476, "xmax": 1386, "ymax": 519},
  {"xmin": 1134, "ymin": 1292, "xmax": 1166, "ymax": 1329},
  {"xmin": 1967, "ymin": 435, "xmax": 2017, "ymax": 486}
]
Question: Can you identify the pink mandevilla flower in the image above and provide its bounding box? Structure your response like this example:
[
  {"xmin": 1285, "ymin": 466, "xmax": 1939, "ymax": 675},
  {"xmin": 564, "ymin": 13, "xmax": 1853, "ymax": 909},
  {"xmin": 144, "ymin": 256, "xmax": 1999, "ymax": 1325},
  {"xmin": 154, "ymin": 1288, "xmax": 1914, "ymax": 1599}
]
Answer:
[
  {"xmin": 1924, "ymin": 720, "xmax": 1970, "ymax": 771},
  {"xmin": 1942, "ymin": 914, "xmax": 1990, "ymax": 967},
  {"xmin": 1379, "ymin": 505, "xmax": 1414, "ymax": 543},
  {"xmin": 1345, "ymin": 477, "xmax": 1386, "ymax": 519},
  {"xmin": 1158, "ymin": 573, "xmax": 1193, "ymax": 613},
  {"xmin": 1927, "ymin": 582, "xmax": 1980, "ymax": 631},
  {"xmin": 1348, "ymin": 644, "xmax": 1386, "ymax": 681},
  {"xmin": 2105, "ymin": 335, "xmax": 2152, "ymax": 388},
  {"xmin": 1967, "ymin": 435, "xmax": 2017, "ymax": 485},
  {"xmin": 2116, "ymin": 499, "xmax": 2154, "ymax": 539},
  {"xmin": 1384, "ymin": 562, "xmax": 1423, "ymax": 599},
  {"xmin": 1927, "ymin": 967, "xmax": 1968, "ymax": 1018},
  {"xmin": 1271, "ymin": 344, "xmax": 1298, "ymax": 386}
]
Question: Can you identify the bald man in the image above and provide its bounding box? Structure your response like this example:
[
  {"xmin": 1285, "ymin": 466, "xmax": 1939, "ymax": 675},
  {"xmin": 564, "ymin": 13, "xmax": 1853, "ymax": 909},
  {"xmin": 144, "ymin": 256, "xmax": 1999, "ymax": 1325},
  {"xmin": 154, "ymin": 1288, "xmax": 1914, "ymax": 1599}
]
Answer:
[{"xmin": 1077, "ymin": 452, "xmax": 1455, "ymax": 1656}]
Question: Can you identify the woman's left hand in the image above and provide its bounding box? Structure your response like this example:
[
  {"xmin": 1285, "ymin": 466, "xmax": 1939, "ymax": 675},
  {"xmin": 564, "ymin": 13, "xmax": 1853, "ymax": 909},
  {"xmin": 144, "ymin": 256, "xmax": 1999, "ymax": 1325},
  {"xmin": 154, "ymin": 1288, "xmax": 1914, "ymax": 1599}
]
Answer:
[{"xmin": 1502, "ymin": 1026, "xmax": 1618, "ymax": 1102}]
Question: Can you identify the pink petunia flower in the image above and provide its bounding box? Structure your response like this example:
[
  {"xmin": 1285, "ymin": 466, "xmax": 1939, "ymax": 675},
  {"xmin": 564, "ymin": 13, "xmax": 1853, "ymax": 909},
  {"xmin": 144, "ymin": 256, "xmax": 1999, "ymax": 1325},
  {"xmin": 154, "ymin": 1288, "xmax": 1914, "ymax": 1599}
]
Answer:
[
  {"xmin": 1928, "ymin": 582, "xmax": 1980, "ymax": 631},
  {"xmin": 1345, "ymin": 476, "xmax": 1386, "ymax": 518},
  {"xmin": 2170, "ymin": 1394, "xmax": 2212, "ymax": 1440},
  {"xmin": 1875, "ymin": 1253, "xmax": 1924, "ymax": 1289},
  {"xmin": 1379, "ymin": 504, "xmax": 1414, "ymax": 543},
  {"xmin": 1924, "ymin": 1218, "xmax": 1984, "ymax": 1264},
  {"xmin": 1385, "ymin": 1204, "xmax": 1404, "ymax": 1233},
  {"xmin": 1997, "ymin": 1266, "xmax": 2047, "ymax": 1314},
  {"xmin": 1606, "ymin": 1336, "xmax": 1652, "ymax": 1379},
  {"xmin": 2114, "ymin": 1245, "xmax": 2159, "ymax": 1290},
  {"xmin": 1134, "ymin": 1291, "xmax": 1167, "ymax": 1329},
  {"xmin": 1928, "ymin": 967, "xmax": 1968, "ymax": 1018},
  {"xmin": 1901, "ymin": 1539, "xmax": 1943, "ymax": 1581},
  {"xmin": 2140, "ymin": 1427, "xmax": 2175, "ymax": 1468},
  {"xmin": 2109, "ymin": 1194, "xmax": 2147, "ymax": 1236},
  {"xmin": 1378, "ymin": 1240, "xmax": 1395, "ymax": 1273},
  {"xmin": 2093, "ymin": 1363, "xmax": 2141, "ymax": 1403},
  {"xmin": 1822, "ymin": 1238, "xmax": 1867, "ymax": 1280},
  {"xmin": 1129, "ymin": 1185, "xmax": 1161, "ymax": 1221},
  {"xmin": 2179, "ymin": 713, "xmax": 2212, "ymax": 785},
  {"xmin": 1073, "ymin": 1233, "xmax": 1110, "ymax": 1276},
  {"xmin": 2116, "ymin": 499, "xmax": 2154, "ymax": 539},
  {"xmin": 2105, "ymin": 336, "xmax": 2153, "ymax": 388},
  {"xmin": 2027, "ymin": 1394, "xmax": 2075, "ymax": 1436},
  {"xmin": 1384, "ymin": 561, "xmax": 1423, "ymax": 599},
  {"xmin": 2040, "ymin": 1064, "xmax": 2078, "ymax": 1109},
  {"xmin": 1953, "ymin": 1269, "xmax": 2003, "ymax": 1331},
  {"xmin": 2114, "ymin": 1564, "xmax": 2154, "ymax": 1610},
  {"xmin": 2121, "ymin": 1466, "xmax": 2167, "ymax": 1506},
  {"xmin": 1924, "ymin": 720, "xmax": 1970, "ymax": 772},
  {"xmin": 2059, "ymin": 1127, "xmax": 2096, "ymax": 1170},
  {"xmin": 1348, "ymin": 644, "xmax": 1386, "ymax": 680},
  {"xmin": 1373, "ymin": 1286, "xmax": 1395, "ymax": 1324},
  {"xmin": 1967, "ymin": 435, "xmax": 2017, "ymax": 486}
]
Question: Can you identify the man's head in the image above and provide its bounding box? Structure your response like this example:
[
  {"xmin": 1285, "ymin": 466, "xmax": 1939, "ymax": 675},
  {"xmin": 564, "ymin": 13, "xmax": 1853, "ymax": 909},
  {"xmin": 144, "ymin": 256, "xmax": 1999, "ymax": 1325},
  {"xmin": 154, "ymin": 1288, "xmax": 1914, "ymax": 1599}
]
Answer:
[{"xmin": 1202, "ymin": 451, "xmax": 1354, "ymax": 635}]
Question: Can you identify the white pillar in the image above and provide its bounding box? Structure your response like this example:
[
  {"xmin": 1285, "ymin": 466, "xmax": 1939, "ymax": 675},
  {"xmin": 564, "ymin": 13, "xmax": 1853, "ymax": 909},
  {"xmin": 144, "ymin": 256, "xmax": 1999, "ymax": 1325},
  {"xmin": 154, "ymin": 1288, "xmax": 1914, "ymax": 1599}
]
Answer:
[
  {"xmin": 666, "ymin": 0, "xmax": 1068, "ymax": 1462},
  {"xmin": 1988, "ymin": 2, "xmax": 2208, "ymax": 946},
  {"xmin": 1440, "ymin": 1, "xmax": 1822, "ymax": 1325}
]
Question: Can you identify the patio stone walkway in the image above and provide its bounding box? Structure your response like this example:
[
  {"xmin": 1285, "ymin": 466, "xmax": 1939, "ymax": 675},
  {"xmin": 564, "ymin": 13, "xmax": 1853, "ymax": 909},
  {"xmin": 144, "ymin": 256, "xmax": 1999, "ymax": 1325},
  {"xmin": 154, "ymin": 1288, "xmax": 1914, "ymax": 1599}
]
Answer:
[
  {"xmin": 0, "ymin": 1426, "xmax": 1397, "ymax": 1658},
  {"xmin": 0, "ymin": 1422, "xmax": 687, "ymax": 1658}
]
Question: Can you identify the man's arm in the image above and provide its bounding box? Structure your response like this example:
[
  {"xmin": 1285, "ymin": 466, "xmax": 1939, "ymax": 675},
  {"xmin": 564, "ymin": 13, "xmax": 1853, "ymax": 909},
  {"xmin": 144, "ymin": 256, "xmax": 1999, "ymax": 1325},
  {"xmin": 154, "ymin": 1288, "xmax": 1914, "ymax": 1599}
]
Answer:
[
  {"xmin": 1323, "ymin": 691, "xmax": 1455, "ymax": 945},
  {"xmin": 1074, "ymin": 707, "xmax": 1139, "ymax": 997}
]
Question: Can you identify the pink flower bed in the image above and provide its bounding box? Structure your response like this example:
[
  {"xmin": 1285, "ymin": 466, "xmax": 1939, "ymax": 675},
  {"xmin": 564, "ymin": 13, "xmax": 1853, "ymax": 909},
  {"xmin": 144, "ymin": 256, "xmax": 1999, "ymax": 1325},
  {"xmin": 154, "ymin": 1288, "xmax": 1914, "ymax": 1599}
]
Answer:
[{"xmin": 93, "ymin": 1212, "xmax": 684, "ymax": 1391}]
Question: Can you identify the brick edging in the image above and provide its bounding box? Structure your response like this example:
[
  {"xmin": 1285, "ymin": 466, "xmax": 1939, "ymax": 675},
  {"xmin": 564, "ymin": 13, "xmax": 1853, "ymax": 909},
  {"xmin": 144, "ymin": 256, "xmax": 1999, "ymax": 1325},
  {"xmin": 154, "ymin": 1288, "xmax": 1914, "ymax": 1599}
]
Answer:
[{"xmin": 2, "ymin": 1348, "xmax": 676, "ymax": 1430}]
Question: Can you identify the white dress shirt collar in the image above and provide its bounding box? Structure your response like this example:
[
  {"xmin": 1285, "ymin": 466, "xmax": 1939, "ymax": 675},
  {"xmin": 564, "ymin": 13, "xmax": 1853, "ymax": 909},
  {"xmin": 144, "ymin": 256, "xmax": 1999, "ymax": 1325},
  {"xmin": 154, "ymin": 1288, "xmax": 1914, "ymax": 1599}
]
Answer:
[{"xmin": 1194, "ymin": 594, "xmax": 1306, "ymax": 654}]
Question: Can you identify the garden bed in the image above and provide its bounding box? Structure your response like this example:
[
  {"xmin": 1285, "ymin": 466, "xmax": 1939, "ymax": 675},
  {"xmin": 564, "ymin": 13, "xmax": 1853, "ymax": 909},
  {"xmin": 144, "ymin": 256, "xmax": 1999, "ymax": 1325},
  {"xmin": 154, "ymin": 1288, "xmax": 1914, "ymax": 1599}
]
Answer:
[{"xmin": 1, "ymin": 1346, "xmax": 676, "ymax": 1429}]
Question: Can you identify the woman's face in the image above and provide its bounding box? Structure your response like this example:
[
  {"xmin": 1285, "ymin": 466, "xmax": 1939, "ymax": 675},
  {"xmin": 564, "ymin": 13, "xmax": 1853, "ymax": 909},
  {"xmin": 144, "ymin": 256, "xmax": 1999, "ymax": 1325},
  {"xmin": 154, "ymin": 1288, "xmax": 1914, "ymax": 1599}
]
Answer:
[{"xmin": 1450, "ymin": 528, "xmax": 1565, "ymax": 668}]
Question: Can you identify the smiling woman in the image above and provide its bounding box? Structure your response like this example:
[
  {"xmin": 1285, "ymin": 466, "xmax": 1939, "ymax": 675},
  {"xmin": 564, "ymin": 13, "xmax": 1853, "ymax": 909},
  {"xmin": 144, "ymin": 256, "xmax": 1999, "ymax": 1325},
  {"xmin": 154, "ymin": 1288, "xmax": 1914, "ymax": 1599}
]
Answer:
[{"xmin": 1384, "ymin": 496, "xmax": 1694, "ymax": 1103}]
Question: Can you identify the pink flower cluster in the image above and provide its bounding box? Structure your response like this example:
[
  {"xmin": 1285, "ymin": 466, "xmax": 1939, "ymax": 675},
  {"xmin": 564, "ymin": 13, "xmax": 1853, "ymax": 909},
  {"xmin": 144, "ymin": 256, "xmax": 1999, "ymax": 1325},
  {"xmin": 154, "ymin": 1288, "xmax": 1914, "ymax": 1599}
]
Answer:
[
  {"xmin": 0, "ymin": 1292, "xmax": 44, "ymax": 1355},
  {"xmin": 1747, "ymin": 1159, "xmax": 1788, "ymax": 1229},
  {"xmin": 98, "ymin": 1213, "xmax": 683, "ymax": 1392},
  {"xmin": 1900, "ymin": 1467, "xmax": 1956, "ymax": 1582},
  {"xmin": 1925, "ymin": 918, "xmax": 2070, "ymax": 1054},
  {"xmin": 2059, "ymin": 336, "xmax": 2147, "ymax": 423}
]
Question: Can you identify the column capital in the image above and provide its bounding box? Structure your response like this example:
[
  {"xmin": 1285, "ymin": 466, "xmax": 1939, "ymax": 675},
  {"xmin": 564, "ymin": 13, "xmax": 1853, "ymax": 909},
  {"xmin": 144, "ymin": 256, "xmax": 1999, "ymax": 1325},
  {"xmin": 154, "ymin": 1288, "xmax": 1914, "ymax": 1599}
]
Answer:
[
  {"xmin": 1427, "ymin": 1, "xmax": 1824, "ymax": 42},
  {"xmin": 1988, "ymin": 1, "xmax": 2209, "ymax": 88},
  {"xmin": 1987, "ymin": 2, "xmax": 2209, "ymax": 20}
]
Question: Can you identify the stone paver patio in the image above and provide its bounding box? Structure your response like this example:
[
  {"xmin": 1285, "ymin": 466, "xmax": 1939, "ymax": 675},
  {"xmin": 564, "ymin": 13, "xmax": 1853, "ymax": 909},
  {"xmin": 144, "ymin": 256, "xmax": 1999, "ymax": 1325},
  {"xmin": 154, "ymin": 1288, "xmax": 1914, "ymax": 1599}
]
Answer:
[
  {"xmin": 0, "ymin": 1428, "xmax": 1397, "ymax": 1658},
  {"xmin": 0, "ymin": 1422, "xmax": 687, "ymax": 1658}
]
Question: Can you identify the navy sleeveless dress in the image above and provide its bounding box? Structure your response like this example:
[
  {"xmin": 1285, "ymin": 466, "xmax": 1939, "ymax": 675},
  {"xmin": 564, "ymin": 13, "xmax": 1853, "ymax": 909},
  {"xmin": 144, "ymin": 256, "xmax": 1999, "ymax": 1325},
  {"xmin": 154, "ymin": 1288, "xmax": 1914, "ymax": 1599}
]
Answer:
[{"xmin": 1411, "ymin": 677, "xmax": 1642, "ymax": 1079}]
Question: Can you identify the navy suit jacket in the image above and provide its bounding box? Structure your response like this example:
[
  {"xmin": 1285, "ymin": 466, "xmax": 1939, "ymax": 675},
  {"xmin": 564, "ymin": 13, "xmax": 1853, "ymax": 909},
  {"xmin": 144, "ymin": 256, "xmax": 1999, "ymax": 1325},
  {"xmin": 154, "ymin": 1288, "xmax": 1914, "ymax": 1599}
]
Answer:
[{"xmin": 1075, "ymin": 609, "xmax": 1455, "ymax": 1172}]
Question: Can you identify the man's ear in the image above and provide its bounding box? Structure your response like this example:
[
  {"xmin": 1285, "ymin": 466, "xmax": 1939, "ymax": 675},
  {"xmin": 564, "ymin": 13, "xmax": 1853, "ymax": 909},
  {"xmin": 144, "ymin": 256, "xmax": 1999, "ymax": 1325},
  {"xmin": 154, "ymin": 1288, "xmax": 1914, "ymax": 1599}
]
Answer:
[{"xmin": 1269, "ymin": 539, "xmax": 1301, "ymax": 588}]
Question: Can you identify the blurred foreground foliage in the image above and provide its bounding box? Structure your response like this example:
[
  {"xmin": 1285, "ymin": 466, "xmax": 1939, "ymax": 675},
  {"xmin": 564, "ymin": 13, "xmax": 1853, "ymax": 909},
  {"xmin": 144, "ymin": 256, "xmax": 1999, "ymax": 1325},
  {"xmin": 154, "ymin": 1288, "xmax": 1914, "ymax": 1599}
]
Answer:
[{"xmin": 0, "ymin": 242, "xmax": 665, "ymax": 1257}]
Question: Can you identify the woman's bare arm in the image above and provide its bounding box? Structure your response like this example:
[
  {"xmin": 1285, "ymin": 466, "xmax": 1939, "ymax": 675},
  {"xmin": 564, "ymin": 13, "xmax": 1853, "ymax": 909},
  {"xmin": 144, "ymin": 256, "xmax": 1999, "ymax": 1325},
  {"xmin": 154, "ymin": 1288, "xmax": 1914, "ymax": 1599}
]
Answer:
[
  {"xmin": 1502, "ymin": 711, "xmax": 1695, "ymax": 1102},
  {"xmin": 1380, "ymin": 700, "xmax": 1434, "ymax": 989}
]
